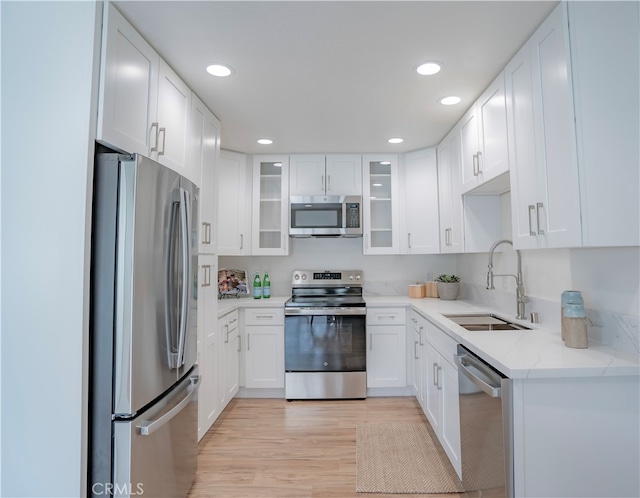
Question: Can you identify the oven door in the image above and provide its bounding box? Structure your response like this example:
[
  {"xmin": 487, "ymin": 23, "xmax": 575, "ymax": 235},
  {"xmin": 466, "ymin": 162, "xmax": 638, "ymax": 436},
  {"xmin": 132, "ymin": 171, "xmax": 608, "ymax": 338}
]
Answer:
[{"xmin": 285, "ymin": 311, "xmax": 366, "ymax": 372}]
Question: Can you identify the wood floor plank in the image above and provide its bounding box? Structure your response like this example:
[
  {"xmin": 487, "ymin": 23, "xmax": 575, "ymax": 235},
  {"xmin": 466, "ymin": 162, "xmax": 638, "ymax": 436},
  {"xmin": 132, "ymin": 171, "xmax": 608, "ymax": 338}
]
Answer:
[{"xmin": 188, "ymin": 397, "xmax": 464, "ymax": 498}]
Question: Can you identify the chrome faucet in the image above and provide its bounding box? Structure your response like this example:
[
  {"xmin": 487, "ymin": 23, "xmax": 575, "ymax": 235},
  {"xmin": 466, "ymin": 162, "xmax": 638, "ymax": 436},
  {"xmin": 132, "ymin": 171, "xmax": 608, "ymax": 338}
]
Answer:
[{"xmin": 487, "ymin": 239, "xmax": 527, "ymax": 320}]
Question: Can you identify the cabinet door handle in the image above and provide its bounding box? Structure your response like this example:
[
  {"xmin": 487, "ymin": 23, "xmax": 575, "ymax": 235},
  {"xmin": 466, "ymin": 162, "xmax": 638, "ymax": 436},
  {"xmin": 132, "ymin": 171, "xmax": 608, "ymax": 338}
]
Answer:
[
  {"xmin": 472, "ymin": 154, "xmax": 478, "ymax": 176},
  {"xmin": 247, "ymin": 333, "xmax": 250, "ymax": 351},
  {"xmin": 408, "ymin": 233, "xmax": 412, "ymax": 249},
  {"xmin": 528, "ymin": 205, "xmax": 536, "ymax": 236},
  {"xmin": 433, "ymin": 363, "xmax": 438, "ymax": 386},
  {"xmin": 321, "ymin": 175, "xmax": 325, "ymax": 192},
  {"xmin": 327, "ymin": 175, "xmax": 331, "ymax": 192},
  {"xmin": 237, "ymin": 335, "xmax": 241, "ymax": 353},
  {"xmin": 202, "ymin": 265, "xmax": 211, "ymax": 287},
  {"xmin": 476, "ymin": 151, "xmax": 483, "ymax": 174},
  {"xmin": 536, "ymin": 202, "xmax": 545, "ymax": 235},
  {"xmin": 240, "ymin": 234, "xmax": 244, "ymax": 250},
  {"xmin": 158, "ymin": 127, "xmax": 166, "ymax": 156},
  {"xmin": 414, "ymin": 341, "xmax": 419, "ymax": 360},
  {"xmin": 149, "ymin": 122, "xmax": 159, "ymax": 152},
  {"xmin": 202, "ymin": 222, "xmax": 211, "ymax": 244}
]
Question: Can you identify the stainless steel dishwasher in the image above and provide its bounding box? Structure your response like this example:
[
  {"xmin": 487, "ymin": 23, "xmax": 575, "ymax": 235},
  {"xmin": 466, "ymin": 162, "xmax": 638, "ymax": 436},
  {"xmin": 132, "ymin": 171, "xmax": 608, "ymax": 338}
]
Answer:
[{"xmin": 455, "ymin": 345, "xmax": 514, "ymax": 497}]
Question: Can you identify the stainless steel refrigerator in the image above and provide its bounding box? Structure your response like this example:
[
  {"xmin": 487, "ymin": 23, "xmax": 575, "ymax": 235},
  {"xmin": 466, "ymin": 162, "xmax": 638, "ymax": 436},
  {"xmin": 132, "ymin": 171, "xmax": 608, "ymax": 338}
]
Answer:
[{"xmin": 89, "ymin": 153, "xmax": 200, "ymax": 498}]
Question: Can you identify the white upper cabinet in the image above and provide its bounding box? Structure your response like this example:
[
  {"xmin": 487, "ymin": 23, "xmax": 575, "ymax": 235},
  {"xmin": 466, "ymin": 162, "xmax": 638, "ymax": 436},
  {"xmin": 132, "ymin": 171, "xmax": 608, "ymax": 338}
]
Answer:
[
  {"xmin": 251, "ymin": 155, "xmax": 290, "ymax": 255},
  {"xmin": 325, "ymin": 154, "xmax": 362, "ymax": 195},
  {"xmin": 567, "ymin": 1, "xmax": 639, "ymax": 247},
  {"xmin": 217, "ymin": 150, "xmax": 251, "ymax": 255},
  {"xmin": 508, "ymin": 2, "xmax": 638, "ymax": 250},
  {"xmin": 437, "ymin": 129, "xmax": 464, "ymax": 253},
  {"xmin": 189, "ymin": 94, "xmax": 221, "ymax": 254},
  {"xmin": 97, "ymin": 3, "xmax": 191, "ymax": 177},
  {"xmin": 401, "ymin": 148, "xmax": 440, "ymax": 254},
  {"xmin": 155, "ymin": 59, "xmax": 191, "ymax": 175},
  {"xmin": 97, "ymin": 3, "xmax": 159, "ymax": 156},
  {"xmin": 290, "ymin": 154, "xmax": 362, "ymax": 196},
  {"xmin": 460, "ymin": 72, "xmax": 510, "ymax": 194},
  {"xmin": 528, "ymin": 3, "xmax": 581, "ymax": 249},
  {"xmin": 362, "ymin": 154, "xmax": 400, "ymax": 254}
]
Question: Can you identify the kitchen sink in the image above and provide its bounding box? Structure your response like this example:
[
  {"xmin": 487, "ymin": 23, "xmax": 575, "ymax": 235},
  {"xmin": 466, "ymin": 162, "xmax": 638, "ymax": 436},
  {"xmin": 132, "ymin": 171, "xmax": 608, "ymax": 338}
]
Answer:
[{"xmin": 443, "ymin": 313, "xmax": 532, "ymax": 331}]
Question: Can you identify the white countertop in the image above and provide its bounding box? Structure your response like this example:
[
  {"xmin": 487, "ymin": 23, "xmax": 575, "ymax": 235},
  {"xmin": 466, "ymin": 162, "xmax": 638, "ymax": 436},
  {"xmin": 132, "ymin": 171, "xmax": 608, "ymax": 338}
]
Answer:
[{"xmin": 217, "ymin": 295, "xmax": 640, "ymax": 380}]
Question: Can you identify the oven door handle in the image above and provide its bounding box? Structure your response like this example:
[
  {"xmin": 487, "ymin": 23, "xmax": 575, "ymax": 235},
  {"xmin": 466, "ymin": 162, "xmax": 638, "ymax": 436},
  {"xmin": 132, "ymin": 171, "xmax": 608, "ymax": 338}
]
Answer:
[{"xmin": 285, "ymin": 307, "xmax": 367, "ymax": 316}]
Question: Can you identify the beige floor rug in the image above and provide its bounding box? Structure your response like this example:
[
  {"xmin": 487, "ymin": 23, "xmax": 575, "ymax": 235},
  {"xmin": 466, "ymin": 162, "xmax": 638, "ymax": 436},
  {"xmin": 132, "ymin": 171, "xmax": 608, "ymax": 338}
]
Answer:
[{"xmin": 356, "ymin": 422, "xmax": 465, "ymax": 494}]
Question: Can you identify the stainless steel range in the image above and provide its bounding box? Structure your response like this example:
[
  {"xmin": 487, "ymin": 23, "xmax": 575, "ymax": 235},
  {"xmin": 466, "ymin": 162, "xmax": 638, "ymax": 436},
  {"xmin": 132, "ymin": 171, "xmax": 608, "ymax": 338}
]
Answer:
[{"xmin": 284, "ymin": 270, "xmax": 367, "ymax": 400}]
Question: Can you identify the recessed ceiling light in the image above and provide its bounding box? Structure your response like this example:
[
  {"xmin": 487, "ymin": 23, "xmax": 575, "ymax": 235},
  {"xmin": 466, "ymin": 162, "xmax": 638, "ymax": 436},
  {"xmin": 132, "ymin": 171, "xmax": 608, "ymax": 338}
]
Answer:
[
  {"xmin": 206, "ymin": 64, "xmax": 232, "ymax": 77},
  {"xmin": 439, "ymin": 96, "xmax": 461, "ymax": 106},
  {"xmin": 416, "ymin": 61, "xmax": 442, "ymax": 76},
  {"xmin": 387, "ymin": 138, "xmax": 404, "ymax": 144},
  {"xmin": 257, "ymin": 138, "xmax": 273, "ymax": 145}
]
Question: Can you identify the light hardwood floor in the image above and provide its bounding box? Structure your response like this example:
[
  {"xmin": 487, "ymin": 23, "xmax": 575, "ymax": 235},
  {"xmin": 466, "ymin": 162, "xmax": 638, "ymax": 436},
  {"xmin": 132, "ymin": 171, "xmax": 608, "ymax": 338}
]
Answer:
[{"xmin": 189, "ymin": 397, "xmax": 465, "ymax": 498}]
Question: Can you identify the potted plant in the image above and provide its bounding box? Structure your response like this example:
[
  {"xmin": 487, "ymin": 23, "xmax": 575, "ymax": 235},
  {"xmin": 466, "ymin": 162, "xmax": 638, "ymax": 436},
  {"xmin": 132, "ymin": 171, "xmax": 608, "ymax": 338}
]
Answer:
[{"xmin": 435, "ymin": 274, "xmax": 460, "ymax": 300}]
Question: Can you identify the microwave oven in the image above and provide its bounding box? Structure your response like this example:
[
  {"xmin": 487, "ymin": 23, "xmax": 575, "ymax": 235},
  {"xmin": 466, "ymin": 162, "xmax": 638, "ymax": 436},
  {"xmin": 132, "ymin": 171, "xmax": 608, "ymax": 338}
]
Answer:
[{"xmin": 289, "ymin": 196, "xmax": 362, "ymax": 238}]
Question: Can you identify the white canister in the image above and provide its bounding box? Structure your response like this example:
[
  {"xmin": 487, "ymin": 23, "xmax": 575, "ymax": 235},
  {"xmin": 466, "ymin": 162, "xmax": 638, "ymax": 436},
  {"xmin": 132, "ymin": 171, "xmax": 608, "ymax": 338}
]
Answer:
[
  {"xmin": 563, "ymin": 303, "xmax": 588, "ymax": 349},
  {"xmin": 561, "ymin": 290, "xmax": 584, "ymax": 341}
]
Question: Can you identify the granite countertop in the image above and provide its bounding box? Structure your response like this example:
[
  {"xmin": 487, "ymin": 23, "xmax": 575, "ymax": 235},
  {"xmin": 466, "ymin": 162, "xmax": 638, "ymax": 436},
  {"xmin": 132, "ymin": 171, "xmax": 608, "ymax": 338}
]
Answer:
[{"xmin": 216, "ymin": 295, "xmax": 640, "ymax": 380}]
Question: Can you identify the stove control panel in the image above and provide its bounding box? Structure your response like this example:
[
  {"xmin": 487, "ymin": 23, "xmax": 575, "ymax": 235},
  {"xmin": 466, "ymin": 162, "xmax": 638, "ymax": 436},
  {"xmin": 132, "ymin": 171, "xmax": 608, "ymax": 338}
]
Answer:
[{"xmin": 291, "ymin": 270, "xmax": 363, "ymax": 286}]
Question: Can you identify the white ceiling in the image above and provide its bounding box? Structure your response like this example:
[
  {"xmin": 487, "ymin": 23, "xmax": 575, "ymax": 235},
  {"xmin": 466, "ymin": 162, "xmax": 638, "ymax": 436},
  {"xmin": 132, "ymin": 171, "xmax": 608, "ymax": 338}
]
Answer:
[{"xmin": 113, "ymin": 1, "xmax": 558, "ymax": 154}]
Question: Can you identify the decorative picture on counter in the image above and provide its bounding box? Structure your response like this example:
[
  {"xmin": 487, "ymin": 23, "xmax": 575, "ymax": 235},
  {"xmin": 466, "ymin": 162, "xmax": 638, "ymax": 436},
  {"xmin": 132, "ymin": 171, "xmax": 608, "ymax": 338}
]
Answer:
[{"xmin": 218, "ymin": 268, "xmax": 248, "ymax": 298}]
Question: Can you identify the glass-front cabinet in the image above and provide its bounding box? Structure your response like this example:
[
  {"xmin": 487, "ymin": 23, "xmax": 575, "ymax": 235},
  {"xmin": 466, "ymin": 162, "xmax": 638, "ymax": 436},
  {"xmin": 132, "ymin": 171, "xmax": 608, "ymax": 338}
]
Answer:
[
  {"xmin": 251, "ymin": 155, "xmax": 289, "ymax": 255},
  {"xmin": 362, "ymin": 154, "xmax": 400, "ymax": 254}
]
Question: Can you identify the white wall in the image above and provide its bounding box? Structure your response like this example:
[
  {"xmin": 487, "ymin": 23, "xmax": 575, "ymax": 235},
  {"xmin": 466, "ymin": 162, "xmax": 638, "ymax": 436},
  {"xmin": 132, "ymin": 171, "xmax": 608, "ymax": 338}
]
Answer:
[
  {"xmin": 1, "ymin": 2, "xmax": 101, "ymax": 496},
  {"xmin": 456, "ymin": 246, "xmax": 640, "ymax": 352},
  {"xmin": 220, "ymin": 237, "xmax": 457, "ymax": 297}
]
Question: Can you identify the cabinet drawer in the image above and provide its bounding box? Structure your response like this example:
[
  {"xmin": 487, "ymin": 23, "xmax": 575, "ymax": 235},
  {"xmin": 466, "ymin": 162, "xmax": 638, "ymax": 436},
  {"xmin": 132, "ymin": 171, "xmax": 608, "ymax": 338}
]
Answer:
[
  {"xmin": 244, "ymin": 308, "xmax": 284, "ymax": 326},
  {"xmin": 367, "ymin": 307, "xmax": 406, "ymax": 325},
  {"xmin": 225, "ymin": 310, "xmax": 239, "ymax": 331},
  {"xmin": 426, "ymin": 321, "xmax": 458, "ymax": 365}
]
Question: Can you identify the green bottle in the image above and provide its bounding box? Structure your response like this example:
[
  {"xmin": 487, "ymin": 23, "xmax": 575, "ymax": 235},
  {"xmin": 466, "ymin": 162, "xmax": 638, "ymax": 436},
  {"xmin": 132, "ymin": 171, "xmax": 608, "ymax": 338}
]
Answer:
[
  {"xmin": 262, "ymin": 270, "xmax": 271, "ymax": 299},
  {"xmin": 252, "ymin": 271, "xmax": 262, "ymax": 299}
]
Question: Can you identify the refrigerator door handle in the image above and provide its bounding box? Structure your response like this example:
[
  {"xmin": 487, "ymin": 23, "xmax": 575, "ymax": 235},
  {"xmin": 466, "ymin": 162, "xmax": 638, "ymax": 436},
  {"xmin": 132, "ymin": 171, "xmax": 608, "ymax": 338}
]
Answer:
[
  {"xmin": 176, "ymin": 188, "xmax": 191, "ymax": 368},
  {"xmin": 137, "ymin": 375, "xmax": 200, "ymax": 436}
]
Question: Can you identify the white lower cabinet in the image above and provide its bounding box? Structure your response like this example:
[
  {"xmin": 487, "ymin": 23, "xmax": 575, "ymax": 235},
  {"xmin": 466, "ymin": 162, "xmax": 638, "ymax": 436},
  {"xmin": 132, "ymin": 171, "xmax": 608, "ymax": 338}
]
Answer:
[
  {"xmin": 422, "ymin": 319, "xmax": 461, "ymax": 478},
  {"xmin": 410, "ymin": 310, "xmax": 428, "ymax": 409},
  {"xmin": 196, "ymin": 255, "xmax": 219, "ymax": 441},
  {"xmin": 220, "ymin": 310, "xmax": 240, "ymax": 405},
  {"xmin": 366, "ymin": 308, "xmax": 406, "ymax": 388},
  {"xmin": 244, "ymin": 308, "xmax": 285, "ymax": 389}
]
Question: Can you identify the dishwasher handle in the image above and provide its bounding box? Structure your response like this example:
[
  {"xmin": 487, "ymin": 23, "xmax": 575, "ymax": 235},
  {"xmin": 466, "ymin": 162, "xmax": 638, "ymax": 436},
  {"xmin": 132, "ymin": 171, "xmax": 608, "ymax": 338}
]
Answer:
[{"xmin": 455, "ymin": 350, "xmax": 503, "ymax": 398}]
